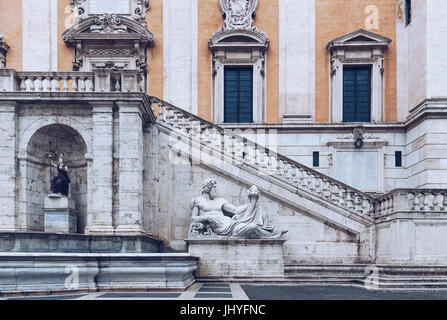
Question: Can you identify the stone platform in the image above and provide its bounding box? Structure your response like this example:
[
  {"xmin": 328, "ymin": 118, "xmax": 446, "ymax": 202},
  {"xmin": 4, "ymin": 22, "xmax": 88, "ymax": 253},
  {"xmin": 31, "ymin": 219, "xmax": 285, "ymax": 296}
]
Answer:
[
  {"xmin": 0, "ymin": 232, "xmax": 161, "ymax": 253},
  {"xmin": 44, "ymin": 194, "xmax": 77, "ymax": 234},
  {"xmin": 0, "ymin": 253, "xmax": 198, "ymax": 294},
  {"xmin": 186, "ymin": 238, "xmax": 286, "ymax": 279}
]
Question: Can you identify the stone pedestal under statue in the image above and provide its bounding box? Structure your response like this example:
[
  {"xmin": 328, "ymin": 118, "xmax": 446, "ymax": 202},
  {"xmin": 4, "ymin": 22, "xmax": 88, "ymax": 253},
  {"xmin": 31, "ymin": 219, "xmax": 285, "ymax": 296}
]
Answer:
[
  {"xmin": 186, "ymin": 181, "xmax": 288, "ymax": 279},
  {"xmin": 186, "ymin": 238, "xmax": 286, "ymax": 279},
  {"xmin": 44, "ymin": 194, "xmax": 77, "ymax": 234}
]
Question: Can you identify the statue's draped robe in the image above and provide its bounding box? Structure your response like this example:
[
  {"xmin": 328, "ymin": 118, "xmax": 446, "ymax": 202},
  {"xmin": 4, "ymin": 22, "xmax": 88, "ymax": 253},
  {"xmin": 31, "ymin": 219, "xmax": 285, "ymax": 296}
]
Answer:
[
  {"xmin": 220, "ymin": 203, "xmax": 282, "ymax": 239},
  {"xmin": 51, "ymin": 165, "xmax": 70, "ymax": 196}
]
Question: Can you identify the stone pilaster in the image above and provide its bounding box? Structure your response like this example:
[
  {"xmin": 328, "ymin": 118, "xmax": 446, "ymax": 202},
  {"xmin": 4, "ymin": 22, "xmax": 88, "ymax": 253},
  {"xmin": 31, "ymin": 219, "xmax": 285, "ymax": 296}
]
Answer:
[
  {"xmin": 85, "ymin": 102, "xmax": 115, "ymax": 234},
  {"xmin": 0, "ymin": 102, "xmax": 17, "ymax": 231},
  {"xmin": 115, "ymin": 101, "xmax": 145, "ymax": 234}
]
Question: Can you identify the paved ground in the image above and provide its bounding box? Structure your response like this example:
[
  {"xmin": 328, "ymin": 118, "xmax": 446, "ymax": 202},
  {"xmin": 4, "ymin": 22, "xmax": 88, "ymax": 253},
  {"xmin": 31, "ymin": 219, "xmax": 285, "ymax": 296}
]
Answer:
[{"xmin": 3, "ymin": 284, "xmax": 447, "ymax": 300}]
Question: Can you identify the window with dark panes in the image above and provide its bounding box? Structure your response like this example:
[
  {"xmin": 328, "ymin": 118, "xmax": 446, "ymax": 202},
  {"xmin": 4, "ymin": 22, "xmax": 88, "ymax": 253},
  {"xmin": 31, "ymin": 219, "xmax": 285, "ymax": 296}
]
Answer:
[
  {"xmin": 406, "ymin": 0, "xmax": 412, "ymax": 26},
  {"xmin": 343, "ymin": 66, "xmax": 371, "ymax": 123},
  {"xmin": 224, "ymin": 66, "xmax": 253, "ymax": 123}
]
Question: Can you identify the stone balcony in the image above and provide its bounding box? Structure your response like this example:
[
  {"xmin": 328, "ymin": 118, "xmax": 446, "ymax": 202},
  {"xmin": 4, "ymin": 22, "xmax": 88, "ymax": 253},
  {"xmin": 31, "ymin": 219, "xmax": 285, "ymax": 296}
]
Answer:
[{"xmin": 0, "ymin": 68, "xmax": 145, "ymax": 93}]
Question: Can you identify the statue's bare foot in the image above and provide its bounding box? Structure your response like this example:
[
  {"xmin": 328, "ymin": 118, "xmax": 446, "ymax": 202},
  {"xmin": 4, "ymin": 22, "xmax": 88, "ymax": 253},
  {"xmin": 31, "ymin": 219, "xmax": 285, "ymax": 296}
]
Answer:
[{"xmin": 281, "ymin": 229, "xmax": 288, "ymax": 235}]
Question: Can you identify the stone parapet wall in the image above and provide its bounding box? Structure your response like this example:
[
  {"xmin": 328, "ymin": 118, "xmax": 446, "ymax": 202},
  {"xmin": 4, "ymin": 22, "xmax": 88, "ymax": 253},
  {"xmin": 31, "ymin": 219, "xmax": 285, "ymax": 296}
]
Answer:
[{"xmin": 0, "ymin": 252, "xmax": 197, "ymax": 294}]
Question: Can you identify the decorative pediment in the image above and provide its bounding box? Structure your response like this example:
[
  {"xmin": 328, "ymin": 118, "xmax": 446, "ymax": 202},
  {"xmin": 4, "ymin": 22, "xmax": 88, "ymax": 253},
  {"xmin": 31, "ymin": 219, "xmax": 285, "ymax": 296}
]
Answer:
[
  {"xmin": 327, "ymin": 29, "xmax": 392, "ymax": 51},
  {"xmin": 209, "ymin": 28, "xmax": 268, "ymax": 52},
  {"xmin": 62, "ymin": 15, "xmax": 154, "ymax": 44}
]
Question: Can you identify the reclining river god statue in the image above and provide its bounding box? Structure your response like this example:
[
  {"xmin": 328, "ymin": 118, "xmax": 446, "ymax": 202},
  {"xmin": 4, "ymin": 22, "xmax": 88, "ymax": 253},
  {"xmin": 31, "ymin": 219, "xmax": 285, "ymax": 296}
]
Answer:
[{"xmin": 189, "ymin": 179, "xmax": 287, "ymax": 239}]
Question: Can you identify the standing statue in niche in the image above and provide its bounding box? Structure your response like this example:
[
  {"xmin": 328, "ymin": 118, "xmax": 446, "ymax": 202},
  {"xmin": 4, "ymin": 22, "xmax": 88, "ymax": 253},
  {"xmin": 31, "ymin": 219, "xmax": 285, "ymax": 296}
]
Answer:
[
  {"xmin": 189, "ymin": 179, "xmax": 287, "ymax": 239},
  {"xmin": 48, "ymin": 152, "xmax": 71, "ymax": 197}
]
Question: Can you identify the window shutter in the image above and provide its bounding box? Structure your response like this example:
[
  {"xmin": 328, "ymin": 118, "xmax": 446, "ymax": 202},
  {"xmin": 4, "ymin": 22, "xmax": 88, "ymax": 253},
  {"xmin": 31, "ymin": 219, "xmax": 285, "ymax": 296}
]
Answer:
[
  {"xmin": 224, "ymin": 67, "xmax": 253, "ymax": 123},
  {"xmin": 343, "ymin": 66, "xmax": 371, "ymax": 122}
]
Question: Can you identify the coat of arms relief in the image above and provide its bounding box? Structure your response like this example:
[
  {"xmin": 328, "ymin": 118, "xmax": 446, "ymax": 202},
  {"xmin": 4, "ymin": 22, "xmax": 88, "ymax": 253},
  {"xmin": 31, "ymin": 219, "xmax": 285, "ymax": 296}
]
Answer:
[{"xmin": 220, "ymin": 0, "xmax": 258, "ymax": 30}]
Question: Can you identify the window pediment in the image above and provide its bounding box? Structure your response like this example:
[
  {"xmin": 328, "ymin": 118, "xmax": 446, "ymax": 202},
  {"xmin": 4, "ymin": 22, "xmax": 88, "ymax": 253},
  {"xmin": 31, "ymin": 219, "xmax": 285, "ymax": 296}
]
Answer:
[
  {"xmin": 209, "ymin": 29, "xmax": 268, "ymax": 52},
  {"xmin": 327, "ymin": 29, "xmax": 392, "ymax": 51},
  {"xmin": 62, "ymin": 15, "xmax": 154, "ymax": 43}
]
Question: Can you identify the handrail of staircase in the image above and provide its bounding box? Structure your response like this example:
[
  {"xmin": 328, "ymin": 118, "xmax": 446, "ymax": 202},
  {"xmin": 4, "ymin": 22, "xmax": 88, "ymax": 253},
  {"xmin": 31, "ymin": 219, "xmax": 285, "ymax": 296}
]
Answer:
[{"xmin": 149, "ymin": 96, "xmax": 375, "ymax": 217}]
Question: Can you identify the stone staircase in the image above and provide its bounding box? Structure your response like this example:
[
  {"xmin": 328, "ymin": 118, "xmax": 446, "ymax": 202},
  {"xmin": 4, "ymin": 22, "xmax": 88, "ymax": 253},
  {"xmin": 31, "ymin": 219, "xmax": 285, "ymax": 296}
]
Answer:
[
  {"xmin": 150, "ymin": 96, "xmax": 376, "ymax": 254},
  {"xmin": 150, "ymin": 96, "xmax": 375, "ymax": 218}
]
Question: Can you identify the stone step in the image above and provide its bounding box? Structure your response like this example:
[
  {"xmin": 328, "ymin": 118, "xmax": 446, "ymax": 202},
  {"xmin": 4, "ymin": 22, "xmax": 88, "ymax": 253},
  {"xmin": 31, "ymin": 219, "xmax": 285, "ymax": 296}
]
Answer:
[{"xmin": 285, "ymin": 264, "xmax": 447, "ymax": 289}]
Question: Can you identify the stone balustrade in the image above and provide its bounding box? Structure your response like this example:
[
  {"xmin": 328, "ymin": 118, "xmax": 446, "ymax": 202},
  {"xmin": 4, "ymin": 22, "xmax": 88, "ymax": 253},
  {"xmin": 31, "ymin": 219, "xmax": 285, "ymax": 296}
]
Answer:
[
  {"xmin": 0, "ymin": 68, "xmax": 145, "ymax": 93},
  {"xmin": 150, "ymin": 96, "xmax": 375, "ymax": 217},
  {"xmin": 374, "ymin": 189, "xmax": 447, "ymax": 216}
]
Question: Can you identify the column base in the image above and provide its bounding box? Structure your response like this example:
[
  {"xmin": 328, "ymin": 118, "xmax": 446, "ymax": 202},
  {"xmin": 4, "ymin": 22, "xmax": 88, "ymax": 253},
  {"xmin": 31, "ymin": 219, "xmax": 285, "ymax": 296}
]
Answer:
[
  {"xmin": 114, "ymin": 225, "xmax": 149, "ymax": 236},
  {"xmin": 84, "ymin": 226, "xmax": 116, "ymax": 235}
]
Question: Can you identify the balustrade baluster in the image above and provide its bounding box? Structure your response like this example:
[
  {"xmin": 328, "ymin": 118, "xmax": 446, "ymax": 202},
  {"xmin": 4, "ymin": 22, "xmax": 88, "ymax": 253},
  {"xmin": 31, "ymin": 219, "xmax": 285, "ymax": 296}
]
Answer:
[
  {"xmin": 29, "ymin": 78, "xmax": 35, "ymax": 92},
  {"xmin": 284, "ymin": 164, "xmax": 292, "ymax": 180},
  {"xmin": 42, "ymin": 77, "xmax": 50, "ymax": 92},
  {"xmin": 79, "ymin": 78, "xmax": 86, "ymax": 92},
  {"xmin": 19, "ymin": 77, "xmax": 26, "ymax": 91},
  {"xmin": 71, "ymin": 77, "xmax": 78, "ymax": 91},
  {"xmin": 300, "ymin": 170, "xmax": 308, "ymax": 187},
  {"xmin": 63, "ymin": 77, "xmax": 69, "ymax": 92}
]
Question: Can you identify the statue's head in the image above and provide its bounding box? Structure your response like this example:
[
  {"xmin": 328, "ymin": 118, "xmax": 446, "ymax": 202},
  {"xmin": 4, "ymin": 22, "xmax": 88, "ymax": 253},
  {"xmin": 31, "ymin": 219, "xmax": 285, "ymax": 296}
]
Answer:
[
  {"xmin": 248, "ymin": 185, "xmax": 259, "ymax": 200},
  {"xmin": 58, "ymin": 153, "xmax": 65, "ymax": 164},
  {"xmin": 202, "ymin": 179, "xmax": 217, "ymax": 199}
]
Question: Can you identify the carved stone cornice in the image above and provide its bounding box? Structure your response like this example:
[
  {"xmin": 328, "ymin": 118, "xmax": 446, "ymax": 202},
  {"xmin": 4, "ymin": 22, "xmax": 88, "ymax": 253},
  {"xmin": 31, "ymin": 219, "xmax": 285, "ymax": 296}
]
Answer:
[
  {"xmin": 62, "ymin": 15, "xmax": 154, "ymax": 43},
  {"xmin": 209, "ymin": 28, "xmax": 268, "ymax": 52},
  {"xmin": 327, "ymin": 29, "xmax": 392, "ymax": 53}
]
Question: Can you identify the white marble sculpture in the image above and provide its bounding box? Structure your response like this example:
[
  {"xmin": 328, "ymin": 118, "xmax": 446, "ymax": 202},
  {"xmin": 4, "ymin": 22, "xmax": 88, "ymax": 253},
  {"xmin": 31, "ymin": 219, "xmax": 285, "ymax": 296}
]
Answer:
[{"xmin": 189, "ymin": 179, "xmax": 287, "ymax": 239}]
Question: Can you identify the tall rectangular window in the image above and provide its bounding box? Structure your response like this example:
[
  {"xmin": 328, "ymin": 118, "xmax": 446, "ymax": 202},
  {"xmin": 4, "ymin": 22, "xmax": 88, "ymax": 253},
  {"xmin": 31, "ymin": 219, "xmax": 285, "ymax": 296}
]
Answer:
[
  {"xmin": 313, "ymin": 152, "xmax": 320, "ymax": 167},
  {"xmin": 406, "ymin": 0, "xmax": 412, "ymax": 26},
  {"xmin": 343, "ymin": 66, "xmax": 371, "ymax": 122},
  {"xmin": 224, "ymin": 66, "xmax": 253, "ymax": 123},
  {"xmin": 395, "ymin": 151, "xmax": 402, "ymax": 167}
]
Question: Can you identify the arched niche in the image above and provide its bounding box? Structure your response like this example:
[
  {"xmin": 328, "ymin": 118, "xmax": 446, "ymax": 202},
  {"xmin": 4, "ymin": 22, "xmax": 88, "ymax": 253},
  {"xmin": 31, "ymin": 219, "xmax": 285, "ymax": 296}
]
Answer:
[{"xmin": 24, "ymin": 124, "xmax": 88, "ymax": 233}]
